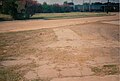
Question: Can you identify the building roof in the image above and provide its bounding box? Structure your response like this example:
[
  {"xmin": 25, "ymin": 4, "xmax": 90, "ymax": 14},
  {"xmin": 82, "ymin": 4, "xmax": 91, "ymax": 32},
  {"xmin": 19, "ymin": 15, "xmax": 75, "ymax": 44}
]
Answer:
[{"xmin": 68, "ymin": 2, "xmax": 74, "ymax": 5}]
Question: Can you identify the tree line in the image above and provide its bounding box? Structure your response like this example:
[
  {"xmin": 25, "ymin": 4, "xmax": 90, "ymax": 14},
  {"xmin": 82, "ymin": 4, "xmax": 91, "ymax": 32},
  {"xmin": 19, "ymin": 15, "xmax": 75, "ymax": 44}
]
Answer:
[
  {"xmin": 38, "ymin": 2, "xmax": 74, "ymax": 13},
  {"xmin": 0, "ymin": 0, "xmax": 119, "ymax": 19},
  {"xmin": 0, "ymin": 0, "xmax": 75, "ymax": 19}
]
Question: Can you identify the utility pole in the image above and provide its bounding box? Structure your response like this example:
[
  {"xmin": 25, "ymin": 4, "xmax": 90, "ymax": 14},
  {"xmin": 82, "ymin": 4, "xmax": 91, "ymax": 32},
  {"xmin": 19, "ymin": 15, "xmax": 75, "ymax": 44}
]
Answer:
[
  {"xmin": 107, "ymin": 0, "xmax": 109, "ymax": 14},
  {"xmin": 83, "ymin": 0, "xmax": 84, "ymax": 12},
  {"xmin": 89, "ymin": 0, "xmax": 91, "ymax": 12}
]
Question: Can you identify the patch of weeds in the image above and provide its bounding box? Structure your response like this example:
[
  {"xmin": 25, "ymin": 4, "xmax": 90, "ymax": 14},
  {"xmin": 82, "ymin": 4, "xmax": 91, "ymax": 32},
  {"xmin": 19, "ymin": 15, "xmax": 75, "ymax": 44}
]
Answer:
[
  {"xmin": 0, "ymin": 55, "xmax": 8, "ymax": 61},
  {"xmin": 91, "ymin": 64, "xmax": 119, "ymax": 76},
  {"xmin": 31, "ymin": 78, "xmax": 50, "ymax": 81},
  {"xmin": 31, "ymin": 79, "xmax": 42, "ymax": 81},
  {"xmin": 34, "ymin": 78, "xmax": 52, "ymax": 81},
  {"xmin": 0, "ymin": 54, "xmax": 9, "ymax": 61},
  {"xmin": 91, "ymin": 67, "xmax": 102, "ymax": 75},
  {"xmin": 0, "ymin": 54, "xmax": 18, "ymax": 61},
  {"xmin": 0, "ymin": 41, "xmax": 8, "ymax": 47},
  {"xmin": 102, "ymin": 65, "xmax": 119, "ymax": 75},
  {"xmin": 0, "ymin": 67, "xmax": 22, "ymax": 81}
]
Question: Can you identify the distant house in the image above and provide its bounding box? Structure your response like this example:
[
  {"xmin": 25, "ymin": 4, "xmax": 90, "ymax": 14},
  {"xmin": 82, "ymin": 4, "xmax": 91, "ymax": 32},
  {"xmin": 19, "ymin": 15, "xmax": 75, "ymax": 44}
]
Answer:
[
  {"xmin": 75, "ymin": 5, "xmax": 83, "ymax": 11},
  {"xmin": 91, "ymin": 2, "xmax": 103, "ymax": 11},
  {"xmin": 75, "ymin": 2, "xmax": 119, "ymax": 12},
  {"xmin": 68, "ymin": 2, "xmax": 75, "ymax": 10},
  {"xmin": 64, "ymin": 1, "xmax": 75, "ymax": 11},
  {"xmin": 103, "ymin": 3, "xmax": 119, "ymax": 12},
  {"xmin": 83, "ymin": 3, "xmax": 90, "ymax": 11},
  {"xmin": 75, "ymin": 3, "xmax": 90, "ymax": 12}
]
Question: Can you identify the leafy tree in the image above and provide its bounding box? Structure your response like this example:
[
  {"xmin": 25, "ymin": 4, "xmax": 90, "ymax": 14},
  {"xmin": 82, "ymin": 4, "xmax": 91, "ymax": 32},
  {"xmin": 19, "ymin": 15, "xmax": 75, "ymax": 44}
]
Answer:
[
  {"xmin": 36, "ymin": 4, "xmax": 43, "ymax": 13},
  {"xmin": 42, "ymin": 2, "xmax": 52, "ymax": 13},
  {"xmin": 1, "ymin": 0, "xmax": 39, "ymax": 19},
  {"xmin": 51, "ymin": 4, "xmax": 63, "ymax": 13}
]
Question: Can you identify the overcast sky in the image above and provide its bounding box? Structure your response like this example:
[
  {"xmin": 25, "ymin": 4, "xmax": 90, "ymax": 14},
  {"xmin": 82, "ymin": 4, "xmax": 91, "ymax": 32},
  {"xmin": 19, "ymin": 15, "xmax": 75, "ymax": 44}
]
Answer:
[{"xmin": 37, "ymin": 0, "xmax": 119, "ymax": 4}]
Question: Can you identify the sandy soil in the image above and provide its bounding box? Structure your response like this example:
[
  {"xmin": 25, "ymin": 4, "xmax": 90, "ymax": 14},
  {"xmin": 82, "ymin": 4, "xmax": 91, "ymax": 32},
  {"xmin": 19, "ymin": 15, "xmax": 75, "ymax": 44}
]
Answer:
[
  {"xmin": 0, "ymin": 13, "xmax": 119, "ymax": 33},
  {"xmin": 0, "ymin": 14, "xmax": 120, "ymax": 81}
]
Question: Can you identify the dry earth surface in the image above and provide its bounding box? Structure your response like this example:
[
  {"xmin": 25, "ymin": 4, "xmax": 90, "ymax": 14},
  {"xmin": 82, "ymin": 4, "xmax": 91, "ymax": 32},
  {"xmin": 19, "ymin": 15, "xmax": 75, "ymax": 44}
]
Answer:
[{"xmin": 0, "ymin": 13, "xmax": 120, "ymax": 81}]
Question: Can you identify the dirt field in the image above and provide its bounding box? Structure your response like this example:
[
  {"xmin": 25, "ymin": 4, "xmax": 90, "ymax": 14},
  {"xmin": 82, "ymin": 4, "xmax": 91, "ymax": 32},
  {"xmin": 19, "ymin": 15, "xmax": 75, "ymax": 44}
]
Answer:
[
  {"xmin": 0, "ymin": 13, "xmax": 120, "ymax": 81},
  {"xmin": 0, "ymin": 13, "xmax": 119, "ymax": 33}
]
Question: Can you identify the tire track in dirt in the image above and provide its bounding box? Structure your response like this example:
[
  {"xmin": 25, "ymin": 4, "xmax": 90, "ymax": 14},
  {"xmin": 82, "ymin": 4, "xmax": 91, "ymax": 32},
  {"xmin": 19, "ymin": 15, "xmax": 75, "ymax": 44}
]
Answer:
[{"xmin": 46, "ymin": 28, "xmax": 119, "ymax": 48}]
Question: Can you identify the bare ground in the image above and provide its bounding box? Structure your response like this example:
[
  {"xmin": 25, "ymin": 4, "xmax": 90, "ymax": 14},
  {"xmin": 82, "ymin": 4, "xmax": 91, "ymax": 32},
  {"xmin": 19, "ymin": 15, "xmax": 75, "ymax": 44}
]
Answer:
[
  {"xmin": 0, "ymin": 13, "xmax": 119, "ymax": 33},
  {"xmin": 0, "ymin": 14, "xmax": 120, "ymax": 81}
]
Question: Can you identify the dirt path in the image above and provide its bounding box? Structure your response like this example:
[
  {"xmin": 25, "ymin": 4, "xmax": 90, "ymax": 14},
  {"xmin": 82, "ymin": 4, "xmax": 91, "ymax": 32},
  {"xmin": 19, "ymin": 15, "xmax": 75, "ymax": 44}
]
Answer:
[
  {"xmin": 53, "ymin": 28, "xmax": 80, "ymax": 41},
  {"xmin": 103, "ymin": 20, "xmax": 119, "ymax": 25},
  {"xmin": 47, "ymin": 28, "xmax": 119, "ymax": 48},
  {"xmin": 0, "ymin": 13, "xmax": 119, "ymax": 33}
]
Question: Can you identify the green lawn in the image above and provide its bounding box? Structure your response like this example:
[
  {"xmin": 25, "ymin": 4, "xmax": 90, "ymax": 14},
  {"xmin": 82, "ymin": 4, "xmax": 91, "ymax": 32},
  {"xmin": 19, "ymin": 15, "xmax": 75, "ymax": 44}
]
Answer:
[
  {"xmin": 31, "ymin": 12, "xmax": 112, "ymax": 20},
  {"xmin": 0, "ymin": 12, "xmax": 113, "ymax": 21},
  {"xmin": 0, "ymin": 14, "xmax": 12, "ymax": 21}
]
